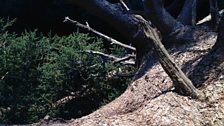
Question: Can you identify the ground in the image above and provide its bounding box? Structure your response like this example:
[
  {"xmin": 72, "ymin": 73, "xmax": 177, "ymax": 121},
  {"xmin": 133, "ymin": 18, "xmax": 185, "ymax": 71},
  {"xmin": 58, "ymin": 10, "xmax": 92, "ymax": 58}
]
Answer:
[{"xmin": 34, "ymin": 31, "xmax": 224, "ymax": 126}]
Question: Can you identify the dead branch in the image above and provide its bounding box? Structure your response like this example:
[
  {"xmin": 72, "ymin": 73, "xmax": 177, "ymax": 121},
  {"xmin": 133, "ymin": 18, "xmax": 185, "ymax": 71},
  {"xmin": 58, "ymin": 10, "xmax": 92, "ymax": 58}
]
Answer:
[
  {"xmin": 107, "ymin": 69, "xmax": 135, "ymax": 79},
  {"xmin": 49, "ymin": 95, "xmax": 76, "ymax": 110},
  {"xmin": 64, "ymin": 17, "xmax": 136, "ymax": 51},
  {"xmin": 82, "ymin": 50, "xmax": 135, "ymax": 65},
  {"xmin": 1, "ymin": 72, "xmax": 8, "ymax": 80},
  {"xmin": 134, "ymin": 15, "xmax": 205, "ymax": 100},
  {"xmin": 113, "ymin": 54, "xmax": 135, "ymax": 64},
  {"xmin": 197, "ymin": 9, "xmax": 224, "ymax": 25},
  {"xmin": 120, "ymin": 0, "xmax": 130, "ymax": 11}
]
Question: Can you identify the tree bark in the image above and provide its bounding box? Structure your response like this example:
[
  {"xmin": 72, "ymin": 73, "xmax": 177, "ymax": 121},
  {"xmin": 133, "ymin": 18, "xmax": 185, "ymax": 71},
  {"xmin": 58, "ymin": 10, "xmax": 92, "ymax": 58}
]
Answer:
[
  {"xmin": 135, "ymin": 15, "xmax": 205, "ymax": 99},
  {"xmin": 177, "ymin": 0, "xmax": 197, "ymax": 26},
  {"xmin": 29, "ymin": 2, "xmax": 224, "ymax": 125},
  {"xmin": 165, "ymin": 0, "xmax": 185, "ymax": 17},
  {"xmin": 143, "ymin": 0, "xmax": 183, "ymax": 35},
  {"xmin": 66, "ymin": 0, "xmax": 151, "ymax": 65},
  {"xmin": 209, "ymin": 0, "xmax": 220, "ymax": 28},
  {"xmin": 67, "ymin": 0, "xmax": 212, "ymax": 65},
  {"xmin": 143, "ymin": 0, "xmax": 209, "ymax": 44}
]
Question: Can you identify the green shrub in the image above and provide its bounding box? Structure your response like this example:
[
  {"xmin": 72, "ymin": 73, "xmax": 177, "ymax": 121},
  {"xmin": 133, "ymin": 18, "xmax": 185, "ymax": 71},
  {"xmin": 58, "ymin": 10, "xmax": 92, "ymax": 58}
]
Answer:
[{"xmin": 0, "ymin": 19, "xmax": 135, "ymax": 124}]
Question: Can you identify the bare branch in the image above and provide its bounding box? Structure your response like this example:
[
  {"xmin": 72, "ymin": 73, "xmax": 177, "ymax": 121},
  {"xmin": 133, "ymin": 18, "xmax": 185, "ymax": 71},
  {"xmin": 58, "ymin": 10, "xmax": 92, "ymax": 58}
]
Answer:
[
  {"xmin": 82, "ymin": 50, "xmax": 135, "ymax": 65},
  {"xmin": 113, "ymin": 54, "xmax": 135, "ymax": 64},
  {"xmin": 134, "ymin": 15, "xmax": 205, "ymax": 100},
  {"xmin": 120, "ymin": 0, "xmax": 130, "ymax": 11},
  {"xmin": 107, "ymin": 69, "xmax": 135, "ymax": 79},
  {"xmin": 49, "ymin": 96, "xmax": 76, "ymax": 110},
  {"xmin": 64, "ymin": 17, "xmax": 136, "ymax": 51},
  {"xmin": 1, "ymin": 72, "xmax": 8, "ymax": 80},
  {"xmin": 197, "ymin": 9, "xmax": 224, "ymax": 25}
]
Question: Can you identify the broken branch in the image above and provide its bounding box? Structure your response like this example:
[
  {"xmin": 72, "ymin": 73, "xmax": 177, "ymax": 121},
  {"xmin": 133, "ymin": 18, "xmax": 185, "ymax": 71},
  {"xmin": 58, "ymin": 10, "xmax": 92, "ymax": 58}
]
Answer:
[
  {"xmin": 120, "ymin": 0, "xmax": 130, "ymax": 11},
  {"xmin": 64, "ymin": 17, "xmax": 136, "ymax": 51},
  {"xmin": 82, "ymin": 50, "xmax": 135, "ymax": 65}
]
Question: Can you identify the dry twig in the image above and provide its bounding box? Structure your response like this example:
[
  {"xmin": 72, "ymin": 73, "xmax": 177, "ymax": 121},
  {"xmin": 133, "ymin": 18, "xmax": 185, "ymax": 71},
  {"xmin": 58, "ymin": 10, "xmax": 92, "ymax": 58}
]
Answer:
[
  {"xmin": 82, "ymin": 50, "xmax": 135, "ymax": 65},
  {"xmin": 64, "ymin": 17, "xmax": 136, "ymax": 51}
]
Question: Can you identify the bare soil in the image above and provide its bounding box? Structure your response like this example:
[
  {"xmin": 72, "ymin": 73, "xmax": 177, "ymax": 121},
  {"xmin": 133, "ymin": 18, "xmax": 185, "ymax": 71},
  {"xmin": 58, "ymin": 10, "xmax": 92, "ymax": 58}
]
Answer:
[{"xmin": 35, "ymin": 32, "xmax": 224, "ymax": 126}]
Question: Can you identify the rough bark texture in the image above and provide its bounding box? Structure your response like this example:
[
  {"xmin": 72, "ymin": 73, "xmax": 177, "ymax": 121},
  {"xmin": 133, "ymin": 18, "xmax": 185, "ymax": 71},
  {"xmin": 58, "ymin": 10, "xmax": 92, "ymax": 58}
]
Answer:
[
  {"xmin": 136, "ymin": 16, "xmax": 204, "ymax": 99},
  {"xmin": 67, "ymin": 0, "xmax": 210, "ymax": 64},
  {"xmin": 66, "ymin": 0, "xmax": 151, "ymax": 65},
  {"xmin": 143, "ymin": 0, "xmax": 210, "ymax": 45}
]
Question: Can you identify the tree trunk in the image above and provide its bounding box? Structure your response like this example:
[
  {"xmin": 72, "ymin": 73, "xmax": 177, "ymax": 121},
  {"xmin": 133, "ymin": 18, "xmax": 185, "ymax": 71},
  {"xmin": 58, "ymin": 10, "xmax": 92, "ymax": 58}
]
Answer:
[
  {"xmin": 143, "ymin": 0, "xmax": 209, "ymax": 44},
  {"xmin": 143, "ymin": 0, "xmax": 183, "ymax": 35},
  {"xmin": 177, "ymin": 0, "xmax": 197, "ymax": 26},
  {"xmin": 209, "ymin": 0, "xmax": 220, "ymax": 27},
  {"xmin": 165, "ymin": 0, "xmax": 185, "ymax": 17},
  {"xmin": 67, "ymin": 0, "xmax": 211, "ymax": 65},
  {"xmin": 32, "ymin": 2, "xmax": 224, "ymax": 126},
  {"xmin": 66, "ymin": 0, "xmax": 151, "ymax": 65}
]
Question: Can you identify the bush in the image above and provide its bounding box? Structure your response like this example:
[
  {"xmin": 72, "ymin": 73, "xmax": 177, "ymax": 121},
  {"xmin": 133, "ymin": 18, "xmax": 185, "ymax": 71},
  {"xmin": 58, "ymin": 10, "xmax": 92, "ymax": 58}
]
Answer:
[{"xmin": 0, "ymin": 19, "xmax": 135, "ymax": 124}]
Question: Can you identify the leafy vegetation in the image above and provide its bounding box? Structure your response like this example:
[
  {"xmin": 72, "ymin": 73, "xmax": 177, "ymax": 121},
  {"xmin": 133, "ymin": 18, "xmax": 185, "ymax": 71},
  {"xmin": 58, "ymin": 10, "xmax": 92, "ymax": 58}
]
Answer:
[{"xmin": 0, "ymin": 19, "xmax": 135, "ymax": 124}]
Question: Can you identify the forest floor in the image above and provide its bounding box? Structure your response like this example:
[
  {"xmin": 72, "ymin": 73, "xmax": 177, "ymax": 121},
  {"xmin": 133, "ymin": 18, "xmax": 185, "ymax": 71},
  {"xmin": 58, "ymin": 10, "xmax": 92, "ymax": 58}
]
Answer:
[{"xmin": 35, "ymin": 31, "xmax": 224, "ymax": 126}]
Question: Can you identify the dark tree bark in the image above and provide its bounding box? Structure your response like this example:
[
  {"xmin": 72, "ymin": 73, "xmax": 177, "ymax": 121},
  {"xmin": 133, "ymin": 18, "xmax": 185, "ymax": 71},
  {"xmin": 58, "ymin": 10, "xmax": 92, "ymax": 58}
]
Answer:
[
  {"xmin": 143, "ymin": 0, "xmax": 209, "ymax": 44},
  {"xmin": 66, "ymin": 0, "xmax": 152, "ymax": 65},
  {"xmin": 209, "ymin": 0, "xmax": 220, "ymax": 28},
  {"xmin": 67, "ymin": 0, "xmax": 212, "ymax": 65},
  {"xmin": 67, "ymin": 0, "xmax": 211, "ymax": 97},
  {"xmin": 143, "ymin": 0, "xmax": 183, "ymax": 35},
  {"xmin": 217, "ymin": 14, "xmax": 224, "ymax": 46},
  {"xmin": 177, "ymin": 0, "xmax": 197, "ymax": 26},
  {"xmin": 165, "ymin": 0, "xmax": 185, "ymax": 17},
  {"xmin": 125, "ymin": 0, "xmax": 144, "ymax": 11}
]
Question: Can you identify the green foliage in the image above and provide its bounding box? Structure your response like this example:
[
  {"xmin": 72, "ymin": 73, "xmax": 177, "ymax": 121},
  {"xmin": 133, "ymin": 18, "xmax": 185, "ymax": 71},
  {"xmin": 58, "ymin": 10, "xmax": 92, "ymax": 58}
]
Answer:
[{"xmin": 0, "ymin": 19, "xmax": 135, "ymax": 124}]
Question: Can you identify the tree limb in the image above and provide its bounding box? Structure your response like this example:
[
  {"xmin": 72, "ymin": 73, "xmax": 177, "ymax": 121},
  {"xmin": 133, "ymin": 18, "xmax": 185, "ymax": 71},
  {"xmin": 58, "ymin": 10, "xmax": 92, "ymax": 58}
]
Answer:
[
  {"xmin": 113, "ymin": 54, "xmax": 135, "ymax": 64},
  {"xmin": 66, "ymin": 0, "xmax": 152, "ymax": 65},
  {"xmin": 165, "ymin": 0, "xmax": 184, "ymax": 17},
  {"xmin": 1, "ymin": 72, "xmax": 8, "ymax": 80},
  {"xmin": 82, "ymin": 50, "xmax": 135, "ymax": 65},
  {"xmin": 209, "ymin": 0, "xmax": 220, "ymax": 29},
  {"xmin": 66, "ymin": 0, "xmax": 210, "ymax": 66},
  {"xmin": 49, "ymin": 96, "xmax": 76, "ymax": 110},
  {"xmin": 177, "ymin": 0, "xmax": 197, "ymax": 26},
  {"xmin": 134, "ymin": 15, "xmax": 205, "ymax": 99},
  {"xmin": 120, "ymin": 0, "xmax": 130, "ymax": 11},
  {"xmin": 197, "ymin": 9, "xmax": 224, "ymax": 25},
  {"xmin": 143, "ymin": 0, "xmax": 183, "ymax": 35},
  {"xmin": 64, "ymin": 17, "xmax": 136, "ymax": 51}
]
